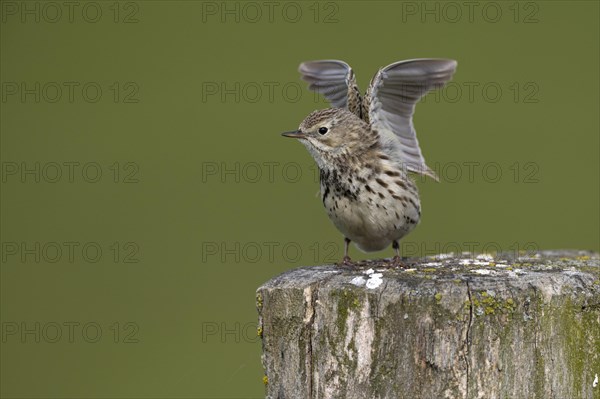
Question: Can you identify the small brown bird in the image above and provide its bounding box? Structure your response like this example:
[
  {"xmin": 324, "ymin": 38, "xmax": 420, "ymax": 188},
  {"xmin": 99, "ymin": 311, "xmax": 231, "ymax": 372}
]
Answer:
[{"xmin": 282, "ymin": 59, "xmax": 457, "ymax": 265}]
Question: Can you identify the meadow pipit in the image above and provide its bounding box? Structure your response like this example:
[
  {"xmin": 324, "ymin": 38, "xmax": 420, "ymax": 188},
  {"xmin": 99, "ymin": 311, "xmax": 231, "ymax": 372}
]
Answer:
[{"xmin": 282, "ymin": 59, "xmax": 457, "ymax": 265}]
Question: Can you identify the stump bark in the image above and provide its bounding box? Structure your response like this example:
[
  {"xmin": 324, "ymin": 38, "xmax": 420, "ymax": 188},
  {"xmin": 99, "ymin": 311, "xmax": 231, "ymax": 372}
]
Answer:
[{"xmin": 256, "ymin": 250, "xmax": 600, "ymax": 399}]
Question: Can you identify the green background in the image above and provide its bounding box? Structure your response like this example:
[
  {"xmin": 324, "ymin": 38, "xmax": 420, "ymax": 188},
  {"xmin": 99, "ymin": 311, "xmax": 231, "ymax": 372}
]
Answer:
[{"xmin": 1, "ymin": 0, "xmax": 598, "ymax": 397}]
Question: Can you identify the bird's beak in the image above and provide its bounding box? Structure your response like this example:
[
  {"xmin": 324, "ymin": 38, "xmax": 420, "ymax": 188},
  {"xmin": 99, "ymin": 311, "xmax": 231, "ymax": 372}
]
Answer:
[{"xmin": 281, "ymin": 130, "xmax": 306, "ymax": 139}]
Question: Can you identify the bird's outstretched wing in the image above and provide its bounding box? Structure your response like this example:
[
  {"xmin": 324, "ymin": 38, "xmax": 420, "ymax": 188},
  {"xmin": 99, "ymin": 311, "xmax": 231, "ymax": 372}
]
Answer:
[
  {"xmin": 298, "ymin": 60, "xmax": 362, "ymax": 118},
  {"xmin": 365, "ymin": 59, "xmax": 457, "ymax": 180}
]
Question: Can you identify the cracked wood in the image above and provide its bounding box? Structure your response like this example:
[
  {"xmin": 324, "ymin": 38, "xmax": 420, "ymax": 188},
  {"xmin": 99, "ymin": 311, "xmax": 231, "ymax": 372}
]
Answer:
[{"xmin": 257, "ymin": 250, "xmax": 600, "ymax": 399}]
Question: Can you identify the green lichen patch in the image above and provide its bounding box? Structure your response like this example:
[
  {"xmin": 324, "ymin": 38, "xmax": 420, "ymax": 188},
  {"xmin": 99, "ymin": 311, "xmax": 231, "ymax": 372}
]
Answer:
[
  {"xmin": 504, "ymin": 298, "xmax": 516, "ymax": 312},
  {"xmin": 331, "ymin": 288, "xmax": 361, "ymax": 336},
  {"xmin": 256, "ymin": 292, "xmax": 263, "ymax": 310},
  {"xmin": 470, "ymin": 291, "xmax": 516, "ymax": 317},
  {"xmin": 537, "ymin": 295, "xmax": 600, "ymax": 396}
]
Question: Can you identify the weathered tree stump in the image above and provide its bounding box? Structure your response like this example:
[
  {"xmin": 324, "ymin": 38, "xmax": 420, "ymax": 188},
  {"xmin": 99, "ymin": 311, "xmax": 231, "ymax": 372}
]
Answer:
[{"xmin": 256, "ymin": 250, "xmax": 600, "ymax": 399}]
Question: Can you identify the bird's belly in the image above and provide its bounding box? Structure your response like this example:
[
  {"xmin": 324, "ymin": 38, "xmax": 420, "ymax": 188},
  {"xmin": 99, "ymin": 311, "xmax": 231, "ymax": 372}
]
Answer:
[{"xmin": 322, "ymin": 187, "xmax": 420, "ymax": 253}]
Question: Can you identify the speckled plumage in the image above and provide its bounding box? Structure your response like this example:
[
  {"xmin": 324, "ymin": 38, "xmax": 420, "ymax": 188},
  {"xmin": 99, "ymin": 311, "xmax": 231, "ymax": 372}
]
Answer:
[
  {"xmin": 286, "ymin": 108, "xmax": 421, "ymax": 262},
  {"xmin": 285, "ymin": 59, "xmax": 457, "ymax": 264}
]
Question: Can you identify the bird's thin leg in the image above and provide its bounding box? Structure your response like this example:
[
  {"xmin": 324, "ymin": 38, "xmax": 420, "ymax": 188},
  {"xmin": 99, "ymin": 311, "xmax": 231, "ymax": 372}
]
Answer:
[
  {"xmin": 340, "ymin": 237, "xmax": 353, "ymax": 266},
  {"xmin": 391, "ymin": 240, "xmax": 405, "ymax": 267}
]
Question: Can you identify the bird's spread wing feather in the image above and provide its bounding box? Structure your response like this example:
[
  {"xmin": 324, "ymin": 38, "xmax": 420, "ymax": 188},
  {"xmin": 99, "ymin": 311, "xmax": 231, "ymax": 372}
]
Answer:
[
  {"xmin": 366, "ymin": 59, "xmax": 457, "ymax": 180},
  {"xmin": 298, "ymin": 60, "xmax": 362, "ymax": 117}
]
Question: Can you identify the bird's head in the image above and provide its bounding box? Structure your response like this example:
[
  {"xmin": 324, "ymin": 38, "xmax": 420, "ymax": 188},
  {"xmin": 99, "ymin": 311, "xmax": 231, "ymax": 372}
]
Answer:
[{"xmin": 281, "ymin": 108, "xmax": 372, "ymax": 167}]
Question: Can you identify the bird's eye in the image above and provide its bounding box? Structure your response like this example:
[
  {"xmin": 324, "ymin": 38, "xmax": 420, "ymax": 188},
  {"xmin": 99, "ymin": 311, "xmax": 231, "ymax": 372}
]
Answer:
[{"xmin": 318, "ymin": 127, "xmax": 328, "ymax": 135}]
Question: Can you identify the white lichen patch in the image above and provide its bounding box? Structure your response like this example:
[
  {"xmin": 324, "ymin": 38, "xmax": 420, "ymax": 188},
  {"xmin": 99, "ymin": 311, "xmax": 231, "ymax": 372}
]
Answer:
[
  {"xmin": 350, "ymin": 276, "xmax": 366, "ymax": 287},
  {"xmin": 460, "ymin": 259, "xmax": 491, "ymax": 267},
  {"xmin": 423, "ymin": 262, "xmax": 442, "ymax": 267},
  {"xmin": 366, "ymin": 273, "xmax": 383, "ymax": 289},
  {"xmin": 364, "ymin": 268, "xmax": 375, "ymax": 275},
  {"xmin": 507, "ymin": 269, "xmax": 528, "ymax": 278}
]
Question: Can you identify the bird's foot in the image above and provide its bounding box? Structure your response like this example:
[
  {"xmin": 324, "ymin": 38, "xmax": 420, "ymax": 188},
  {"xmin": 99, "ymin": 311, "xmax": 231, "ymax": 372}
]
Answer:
[
  {"xmin": 338, "ymin": 256, "xmax": 354, "ymax": 267},
  {"xmin": 391, "ymin": 255, "xmax": 406, "ymax": 268}
]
